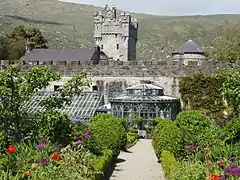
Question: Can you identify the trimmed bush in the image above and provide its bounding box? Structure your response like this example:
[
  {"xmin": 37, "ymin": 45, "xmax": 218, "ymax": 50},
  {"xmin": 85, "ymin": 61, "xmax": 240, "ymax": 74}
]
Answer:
[
  {"xmin": 175, "ymin": 110, "xmax": 212, "ymax": 145},
  {"xmin": 87, "ymin": 114, "xmax": 127, "ymax": 156},
  {"xmin": 94, "ymin": 149, "xmax": 113, "ymax": 179},
  {"xmin": 152, "ymin": 119, "xmax": 181, "ymax": 159},
  {"xmin": 160, "ymin": 150, "xmax": 180, "ymax": 179}
]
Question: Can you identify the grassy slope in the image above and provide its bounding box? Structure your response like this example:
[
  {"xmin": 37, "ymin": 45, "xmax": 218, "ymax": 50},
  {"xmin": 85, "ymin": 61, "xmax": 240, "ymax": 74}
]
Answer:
[{"xmin": 0, "ymin": 0, "xmax": 240, "ymax": 59}]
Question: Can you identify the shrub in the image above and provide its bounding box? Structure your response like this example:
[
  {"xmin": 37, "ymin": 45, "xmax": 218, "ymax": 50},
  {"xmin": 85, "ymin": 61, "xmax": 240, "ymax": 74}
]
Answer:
[
  {"xmin": 152, "ymin": 119, "xmax": 181, "ymax": 159},
  {"xmin": 175, "ymin": 110, "xmax": 212, "ymax": 146},
  {"xmin": 128, "ymin": 126, "xmax": 138, "ymax": 134},
  {"xmin": 87, "ymin": 114, "xmax": 127, "ymax": 157},
  {"xmin": 173, "ymin": 161, "xmax": 206, "ymax": 180},
  {"xmin": 126, "ymin": 134, "xmax": 137, "ymax": 148},
  {"xmin": 160, "ymin": 150, "xmax": 180, "ymax": 179},
  {"xmin": 222, "ymin": 117, "xmax": 240, "ymax": 144},
  {"xmin": 94, "ymin": 149, "xmax": 113, "ymax": 179},
  {"xmin": 38, "ymin": 111, "xmax": 74, "ymax": 146}
]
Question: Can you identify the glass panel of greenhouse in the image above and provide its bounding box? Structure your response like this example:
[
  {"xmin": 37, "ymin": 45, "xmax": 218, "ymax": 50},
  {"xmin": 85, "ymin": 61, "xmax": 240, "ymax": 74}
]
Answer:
[{"xmin": 22, "ymin": 91, "xmax": 104, "ymax": 122}]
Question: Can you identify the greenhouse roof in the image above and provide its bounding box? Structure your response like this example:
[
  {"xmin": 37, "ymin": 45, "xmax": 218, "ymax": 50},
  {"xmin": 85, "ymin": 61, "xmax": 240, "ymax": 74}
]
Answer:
[
  {"xmin": 109, "ymin": 94, "xmax": 178, "ymax": 103},
  {"xmin": 126, "ymin": 83, "xmax": 163, "ymax": 90},
  {"xmin": 22, "ymin": 91, "xmax": 104, "ymax": 121},
  {"xmin": 109, "ymin": 82, "xmax": 178, "ymax": 103}
]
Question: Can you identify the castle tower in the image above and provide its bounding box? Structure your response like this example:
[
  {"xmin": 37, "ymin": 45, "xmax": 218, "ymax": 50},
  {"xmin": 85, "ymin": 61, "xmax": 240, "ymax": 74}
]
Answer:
[{"xmin": 93, "ymin": 5, "xmax": 138, "ymax": 61}]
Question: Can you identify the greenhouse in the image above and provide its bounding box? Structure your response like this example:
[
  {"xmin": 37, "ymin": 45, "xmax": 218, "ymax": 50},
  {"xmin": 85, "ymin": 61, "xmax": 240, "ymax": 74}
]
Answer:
[
  {"xmin": 22, "ymin": 91, "xmax": 104, "ymax": 122},
  {"xmin": 109, "ymin": 80, "xmax": 180, "ymax": 126}
]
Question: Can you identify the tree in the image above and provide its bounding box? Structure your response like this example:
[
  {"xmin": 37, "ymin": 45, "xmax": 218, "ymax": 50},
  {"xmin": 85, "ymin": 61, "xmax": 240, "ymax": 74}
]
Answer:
[
  {"xmin": 6, "ymin": 25, "xmax": 48, "ymax": 60},
  {"xmin": 0, "ymin": 65, "xmax": 60, "ymax": 142},
  {"xmin": 0, "ymin": 35, "xmax": 8, "ymax": 60},
  {"xmin": 206, "ymin": 25, "xmax": 240, "ymax": 62}
]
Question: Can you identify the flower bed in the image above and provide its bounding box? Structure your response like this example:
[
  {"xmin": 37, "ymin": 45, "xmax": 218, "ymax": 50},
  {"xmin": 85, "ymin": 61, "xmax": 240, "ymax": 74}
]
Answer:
[
  {"xmin": 0, "ymin": 114, "xmax": 127, "ymax": 179},
  {"xmin": 152, "ymin": 111, "xmax": 240, "ymax": 180}
]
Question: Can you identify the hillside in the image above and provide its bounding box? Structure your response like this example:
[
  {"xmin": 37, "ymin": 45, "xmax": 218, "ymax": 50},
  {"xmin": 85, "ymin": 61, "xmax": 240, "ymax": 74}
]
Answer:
[{"xmin": 0, "ymin": 0, "xmax": 240, "ymax": 59}]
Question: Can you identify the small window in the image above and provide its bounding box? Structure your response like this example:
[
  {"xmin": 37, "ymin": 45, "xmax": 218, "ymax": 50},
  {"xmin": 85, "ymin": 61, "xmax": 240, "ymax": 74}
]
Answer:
[
  {"xmin": 54, "ymin": 85, "xmax": 60, "ymax": 92},
  {"xmin": 115, "ymin": 33, "xmax": 117, "ymax": 38},
  {"xmin": 116, "ymin": 44, "xmax": 119, "ymax": 50},
  {"xmin": 101, "ymin": 45, "xmax": 104, "ymax": 50},
  {"xmin": 92, "ymin": 85, "xmax": 98, "ymax": 92}
]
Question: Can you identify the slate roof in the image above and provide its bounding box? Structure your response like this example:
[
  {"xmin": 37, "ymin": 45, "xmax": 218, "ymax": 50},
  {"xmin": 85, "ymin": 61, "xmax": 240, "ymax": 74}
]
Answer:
[
  {"xmin": 23, "ymin": 47, "xmax": 97, "ymax": 63},
  {"xmin": 172, "ymin": 40, "xmax": 204, "ymax": 54}
]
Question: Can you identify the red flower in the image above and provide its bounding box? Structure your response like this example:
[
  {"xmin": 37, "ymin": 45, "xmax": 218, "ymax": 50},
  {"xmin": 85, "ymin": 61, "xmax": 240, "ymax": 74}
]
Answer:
[
  {"xmin": 209, "ymin": 174, "xmax": 220, "ymax": 180},
  {"xmin": 51, "ymin": 153, "xmax": 61, "ymax": 161},
  {"xmin": 25, "ymin": 171, "xmax": 31, "ymax": 177},
  {"xmin": 6, "ymin": 144, "xmax": 15, "ymax": 155},
  {"xmin": 217, "ymin": 160, "xmax": 223, "ymax": 167}
]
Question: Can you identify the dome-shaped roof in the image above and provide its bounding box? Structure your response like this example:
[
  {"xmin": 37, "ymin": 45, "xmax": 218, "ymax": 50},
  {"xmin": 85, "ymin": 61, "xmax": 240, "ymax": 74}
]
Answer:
[{"xmin": 173, "ymin": 40, "xmax": 204, "ymax": 54}]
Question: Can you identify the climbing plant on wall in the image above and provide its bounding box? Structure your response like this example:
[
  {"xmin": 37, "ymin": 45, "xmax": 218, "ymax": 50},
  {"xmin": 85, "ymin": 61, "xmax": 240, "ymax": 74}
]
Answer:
[{"xmin": 179, "ymin": 73, "xmax": 225, "ymax": 121}]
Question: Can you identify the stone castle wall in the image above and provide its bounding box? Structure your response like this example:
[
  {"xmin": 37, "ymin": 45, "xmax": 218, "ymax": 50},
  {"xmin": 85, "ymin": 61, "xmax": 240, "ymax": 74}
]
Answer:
[
  {"xmin": 52, "ymin": 59, "xmax": 237, "ymax": 77},
  {"xmin": 41, "ymin": 59, "xmax": 239, "ymax": 104}
]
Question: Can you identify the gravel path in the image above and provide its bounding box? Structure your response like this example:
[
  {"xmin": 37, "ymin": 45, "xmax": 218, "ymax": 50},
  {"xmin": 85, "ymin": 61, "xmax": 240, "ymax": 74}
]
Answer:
[{"xmin": 109, "ymin": 139, "xmax": 165, "ymax": 180}]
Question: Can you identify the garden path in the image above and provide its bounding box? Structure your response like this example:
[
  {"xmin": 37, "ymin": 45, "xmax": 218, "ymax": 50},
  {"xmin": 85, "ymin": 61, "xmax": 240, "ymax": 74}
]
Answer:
[{"xmin": 108, "ymin": 139, "xmax": 165, "ymax": 180}]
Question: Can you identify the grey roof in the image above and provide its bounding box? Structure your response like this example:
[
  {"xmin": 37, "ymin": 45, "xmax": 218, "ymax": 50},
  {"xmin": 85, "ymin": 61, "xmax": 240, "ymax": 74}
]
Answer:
[
  {"xmin": 173, "ymin": 40, "xmax": 204, "ymax": 54},
  {"xmin": 23, "ymin": 47, "xmax": 96, "ymax": 62},
  {"xmin": 22, "ymin": 91, "xmax": 104, "ymax": 121}
]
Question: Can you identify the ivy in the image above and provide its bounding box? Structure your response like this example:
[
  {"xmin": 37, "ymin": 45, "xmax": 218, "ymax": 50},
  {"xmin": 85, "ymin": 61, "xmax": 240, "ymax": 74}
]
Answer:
[{"xmin": 179, "ymin": 73, "xmax": 225, "ymax": 120}]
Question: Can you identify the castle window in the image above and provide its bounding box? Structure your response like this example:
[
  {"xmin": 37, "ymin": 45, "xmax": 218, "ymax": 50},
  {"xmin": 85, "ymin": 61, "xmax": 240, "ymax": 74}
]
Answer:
[
  {"xmin": 92, "ymin": 85, "xmax": 98, "ymax": 92},
  {"xmin": 116, "ymin": 44, "xmax": 119, "ymax": 50},
  {"xmin": 54, "ymin": 85, "xmax": 60, "ymax": 92},
  {"xmin": 115, "ymin": 33, "xmax": 117, "ymax": 38},
  {"xmin": 101, "ymin": 45, "xmax": 104, "ymax": 50}
]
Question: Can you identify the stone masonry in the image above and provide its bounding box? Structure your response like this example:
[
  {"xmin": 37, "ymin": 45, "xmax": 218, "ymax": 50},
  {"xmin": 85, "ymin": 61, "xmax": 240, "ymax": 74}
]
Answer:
[{"xmin": 93, "ymin": 5, "xmax": 138, "ymax": 61}]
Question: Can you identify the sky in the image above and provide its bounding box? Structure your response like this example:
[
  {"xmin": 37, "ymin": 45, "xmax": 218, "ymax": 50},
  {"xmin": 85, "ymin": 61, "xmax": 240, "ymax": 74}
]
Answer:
[{"xmin": 60, "ymin": 0, "xmax": 240, "ymax": 16}]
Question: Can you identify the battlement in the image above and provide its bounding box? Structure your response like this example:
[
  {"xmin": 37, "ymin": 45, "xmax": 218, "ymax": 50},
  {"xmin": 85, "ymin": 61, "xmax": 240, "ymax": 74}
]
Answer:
[
  {"xmin": 19, "ymin": 59, "xmax": 239, "ymax": 77},
  {"xmin": 93, "ymin": 6, "xmax": 138, "ymax": 30}
]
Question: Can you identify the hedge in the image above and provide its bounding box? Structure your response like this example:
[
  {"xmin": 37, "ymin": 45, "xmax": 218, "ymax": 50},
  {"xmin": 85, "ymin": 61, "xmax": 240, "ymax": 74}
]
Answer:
[
  {"xmin": 152, "ymin": 119, "xmax": 181, "ymax": 159},
  {"xmin": 87, "ymin": 114, "xmax": 127, "ymax": 157}
]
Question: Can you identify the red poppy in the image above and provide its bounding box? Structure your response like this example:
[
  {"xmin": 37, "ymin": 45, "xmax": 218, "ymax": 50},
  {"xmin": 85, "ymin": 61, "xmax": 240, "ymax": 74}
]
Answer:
[
  {"xmin": 217, "ymin": 160, "xmax": 223, "ymax": 167},
  {"xmin": 209, "ymin": 174, "xmax": 219, "ymax": 180},
  {"xmin": 51, "ymin": 153, "xmax": 61, "ymax": 161},
  {"xmin": 6, "ymin": 144, "xmax": 15, "ymax": 155},
  {"xmin": 25, "ymin": 171, "xmax": 31, "ymax": 177}
]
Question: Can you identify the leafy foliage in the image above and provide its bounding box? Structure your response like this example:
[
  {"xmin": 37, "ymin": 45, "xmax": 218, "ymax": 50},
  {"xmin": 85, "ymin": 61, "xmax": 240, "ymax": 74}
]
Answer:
[
  {"xmin": 160, "ymin": 150, "xmax": 180, "ymax": 180},
  {"xmin": 37, "ymin": 111, "xmax": 74, "ymax": 145},
  {"xmin": 175, "ymin": 110, "xmax": 212, "ymax": 146},
  {"xmin": 87, "ymin": 114, "xmax": 127, "ymax": 156},
  {"xmin": 222, "ymin": 117, "xmax": 240, "ymax": 144},
  {"xmin": 179, "ymin": 73, "xmax": 225, "ymax": 120},
  {"xmin": 217, "ymin": 68, "xmax": 240, "ymax": 116},
  {"xmin": 152, "ymin": 119, "xmax": 181, "ymax": 159},
  {"xmin": 0, "ymin": 25, "xmax": 48, "ymax": 60},
  {"xmin": 173, "ymin": 161, "xmax": 206, "ymax": 180},
  {"xmin": 0, "ymin": 65, "xmax": 60, "ymax": 142}
]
